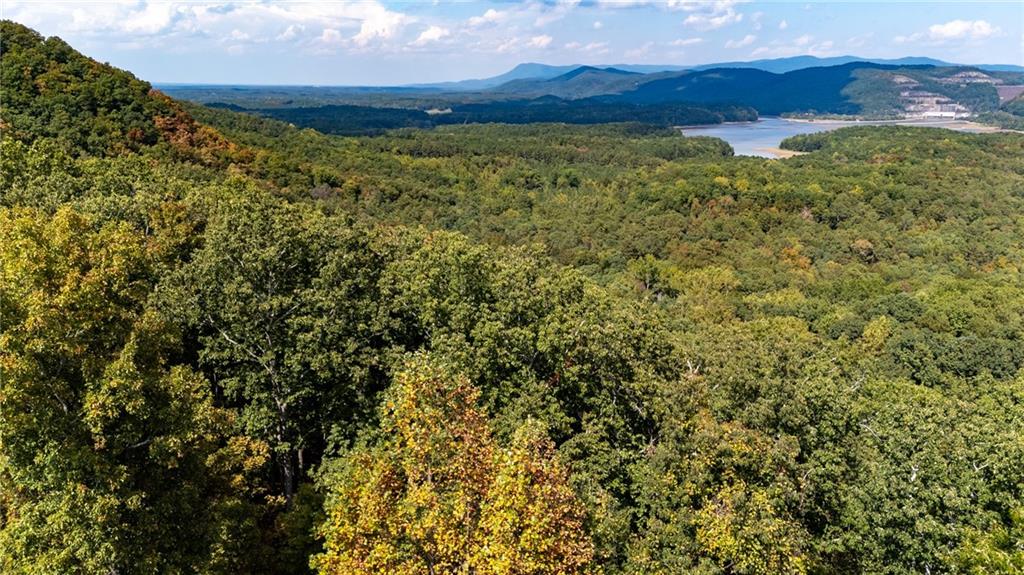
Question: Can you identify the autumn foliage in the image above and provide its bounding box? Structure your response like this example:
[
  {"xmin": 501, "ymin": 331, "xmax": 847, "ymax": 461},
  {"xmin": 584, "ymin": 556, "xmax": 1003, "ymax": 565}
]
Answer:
[{"xmin": 313, "ymin": 355, "xmax": 593, "ymax": 575}]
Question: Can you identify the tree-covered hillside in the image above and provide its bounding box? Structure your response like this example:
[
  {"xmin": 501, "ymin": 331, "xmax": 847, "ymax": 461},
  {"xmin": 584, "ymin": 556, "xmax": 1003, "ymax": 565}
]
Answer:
[
  {"xmin": 2, "ymin": 20, "xmax": 1024, "ymax": 575},
  {"xmin": 162, "ymin": 60, "xmax": 1021, "ymax": 125},
  {"xmin": 978, "ymin": 93, "xmax": 1024, "ymax": 130},
  {"xmin": 254, "ymin": 98, "xmax": 757, "ymax": 136}
]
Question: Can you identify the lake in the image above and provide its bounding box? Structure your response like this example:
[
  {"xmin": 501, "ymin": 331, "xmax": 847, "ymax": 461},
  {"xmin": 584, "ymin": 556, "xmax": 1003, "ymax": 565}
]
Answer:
[{"xmin": 681, "ymin": 116, "xmax": 1001, "ymax": 158}]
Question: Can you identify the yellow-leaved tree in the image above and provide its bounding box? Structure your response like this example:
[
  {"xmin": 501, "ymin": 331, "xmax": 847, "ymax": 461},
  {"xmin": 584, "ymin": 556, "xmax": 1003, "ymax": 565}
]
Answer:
[
  {"xmin": 312, "ymin": 354, "xmax": 593, "ymax": 575},
  {"xmin": 474, "ymin": 423, "xmax": 594, "ymax": 575}
]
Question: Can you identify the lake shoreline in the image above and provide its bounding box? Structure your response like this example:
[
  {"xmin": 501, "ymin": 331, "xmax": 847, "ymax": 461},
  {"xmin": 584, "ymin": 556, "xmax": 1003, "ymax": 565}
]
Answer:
[
  {"xmin": 784, "ymin": 117, "xmax": 1006, "ymax": 133},
  {"xmin": 680, "ymin": 116, "xmax": 1012, "ymax": 159}
]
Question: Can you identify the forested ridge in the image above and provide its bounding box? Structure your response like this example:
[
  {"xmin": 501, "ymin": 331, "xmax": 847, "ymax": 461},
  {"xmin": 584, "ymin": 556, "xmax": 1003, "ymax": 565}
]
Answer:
[{"xmin": 2, "ymin": 20, "xmax": 1024, "ymax": 575}]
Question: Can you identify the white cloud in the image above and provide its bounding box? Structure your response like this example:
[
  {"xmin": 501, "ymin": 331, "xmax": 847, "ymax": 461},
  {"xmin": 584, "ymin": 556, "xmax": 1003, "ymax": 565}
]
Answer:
[
  {"xmin": 779, "ymin": 19, "xmax": 788, "ymax": 30},
  {"xmin": 319, "ymin": 28, "xmax": 344, "ymax": 44},
  {"xmin": 468, "ymin": 8, "xmax": 507, "ymax": 27},
  {"xmin": 527, "ymin": 34, "xmax": 553, "ymax": 49},
  {"xmin": 119, "ymin": 2, "xmax": 178, "ymax": 34},
  {"xmin": 411, "ymin": 25, "xmax": 450, "ymax": 46},
  {"xmin": 895, "ymin": 19, "xmax": 1001, "ymax": 45},
  {"xmin": 7, "ymin": 1, "xmax": 415, "ymax": 52},
  {"xmin": 593, "ymin": 20, "xmax": 604, "ymax": 30},
  {"xmin": 565, "ymin": 41, "xmax": 610, "ymax": 55},
  {"xmin": 535, "ymin": 0, "xmax": 580, "ymax": 28},
  {"xmin": 309, "ymin": 26, "xmax": 343, "ymax": 53},
  {"xmin": 494, "ymin": 37, "xmax": 520, "ymax": 54},
  {"xmin": 595, "ymin": 0, "xmax": 744, "ymax": 29},
  {"xmin": 598, "ymin": 0, "xmax": 733, "ymax": 10},
  {"xmin": 595, "ymin": 0, "xmax": 653, "ymax": 7},
  {"xmin": 682, "ymin": 1, "xmax": 744, "ymax": 31},
  {"xmin": 928, "ymin": 19, "xmax": 999, "ymax": 41},
  {"xmin": 351, "ymin": 6, "xmax": 412, "ymax": 47},
  {"xmin": 725, "ymin": 34, "xmax": 756, "ymax": 49},
  {"xmin": 670, "ymin": 37, "xmax": 704, "ymax": 47},
  {"xmin": 751, "ymin": 11, "xmax": 763, "ymax": 31},
  {"xmin": 892, "ymin": 34, "xmax": 920, "ymax": 45},
  {"xmin": 277, "ymin": 24, "xmax": 305, "ymax": 42}
]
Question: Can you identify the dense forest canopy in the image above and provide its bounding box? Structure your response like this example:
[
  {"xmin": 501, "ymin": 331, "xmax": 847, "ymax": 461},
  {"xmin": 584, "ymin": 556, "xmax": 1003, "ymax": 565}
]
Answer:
[
  {"xmin": 2, "ymin": 20, "xmax": 1024, "ymax": 575},
  {"xmin": 249, "ymin": 99, "xmax": 757, "ymax": 136}
]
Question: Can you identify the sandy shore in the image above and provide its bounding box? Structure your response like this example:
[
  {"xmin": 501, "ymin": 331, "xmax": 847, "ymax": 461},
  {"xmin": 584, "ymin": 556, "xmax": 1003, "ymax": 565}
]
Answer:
[
  {"xmin": 755, "ymin": 147, "xmax": 806, "ymax": 159},
  {"xmin": 784, "ymin": 117, "xmax": 1006, "ymax": 133}
]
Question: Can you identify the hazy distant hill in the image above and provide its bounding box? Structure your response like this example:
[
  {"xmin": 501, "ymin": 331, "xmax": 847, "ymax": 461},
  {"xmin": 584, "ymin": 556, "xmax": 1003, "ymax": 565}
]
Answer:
[
  {"xmin": 410, "ymin": 56, "xmax": 1024, "ymax": 92},
  {"xmin": 688, "ymin": 55, "xmax": 952, "ymax": 74},
  {"xmin": 159, "ymin": 56, "xmax": 1024, "ymax": 121},
  {"xmin": 410, "ymin": 63, "xmax": 582, "ymax": 91},
  {"xmin": 488, "ymin": 62, "xmax": 1021, "ymax": 117},
  {"xmin": 491, "ymin": 66, "xmax": 647, "ymax": 99},
  {"xmin": 412, "ymin": 62, "xmax": 687, "ymax": 91},
  {"xmin": 615, "ymin": 63, "xmax": 894, "ymax": 115}
]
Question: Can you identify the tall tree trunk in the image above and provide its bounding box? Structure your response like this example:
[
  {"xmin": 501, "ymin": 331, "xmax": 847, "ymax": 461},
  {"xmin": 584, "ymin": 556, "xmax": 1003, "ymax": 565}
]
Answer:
[
  {"xmin": 281, "ymin": 449, "xmax": 295, "ymax": 508},
  {"xmin": 276, "ymin": 400, "xmax": 296, "ymax": 508}
]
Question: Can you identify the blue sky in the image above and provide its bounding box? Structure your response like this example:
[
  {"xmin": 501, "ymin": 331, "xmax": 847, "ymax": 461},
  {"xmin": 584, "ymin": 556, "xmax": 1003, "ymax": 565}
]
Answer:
[{"xmin": 4, "ymin": 1, "xmax": 1021, "ymax": 85}]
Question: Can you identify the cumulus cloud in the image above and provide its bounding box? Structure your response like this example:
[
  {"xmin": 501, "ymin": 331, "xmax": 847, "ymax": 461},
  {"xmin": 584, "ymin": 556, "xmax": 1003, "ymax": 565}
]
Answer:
[
  {"xmin": 682, "ymin": 1, "xmax": 744, "ymax": 31},
  {"xmin": 593, "ymin": 20, "xmax": 604, "ymax": 30},
  {"xmin": 725, "ymin": 34, "xmax": 756, "ymax": 48},
  {"xmin": 6, "ymin": 1, "xmax": 415, "ymax": 52},
  {"xmin": 277, "ymin": 24, "xmax": 305, "ymax": 42},
  {"xmin": 594, "ymin": 0, "xmax": 744, "ymax": 29},
  {"xmin": 928, "ymin": 19, "xmax": 1000, "ymax": 40},
  {"xmin": 351, "ymin": 6, "xmax": 412, "ymax": 47},
  {"xmin": 467, "ymin": 8, "xmax": 507, "ymax": 27},
  {"xmin": 895, "ymin": 19, "xmax": 1001, "ymax": 44},
  {"xmin": 411, "ymin": 25, "xmax": 450, "ymax": 46},
  {"xmin": 118, "ymin": 2, "xmax": 179, "ymax": 34},
  {"xmin": 779, "ymin": 19, "xmax": 788, "ymax": 30},
  {"xmin": 319, "ymin": 28, "xmax": 344, "ymax": 44},
  {"xmin": 670, "ymin": 37, "xmax": 704, "ymax": 47},
  {"xmin": 527, "ymin": 34, "xmax": 553, "ymax": 49}
]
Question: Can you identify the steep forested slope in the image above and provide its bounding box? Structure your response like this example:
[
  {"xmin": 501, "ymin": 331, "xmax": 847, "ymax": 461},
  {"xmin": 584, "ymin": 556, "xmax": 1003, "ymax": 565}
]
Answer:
[{"xmin": 3, "ymin": 20, "xmax": 1024, "ymax": 575}]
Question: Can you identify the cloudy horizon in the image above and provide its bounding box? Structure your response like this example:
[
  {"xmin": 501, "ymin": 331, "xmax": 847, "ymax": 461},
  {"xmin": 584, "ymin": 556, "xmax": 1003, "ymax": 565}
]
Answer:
[{"xmin": 3, "ymin": 1, "xmax": 1020, "ymax": 85}]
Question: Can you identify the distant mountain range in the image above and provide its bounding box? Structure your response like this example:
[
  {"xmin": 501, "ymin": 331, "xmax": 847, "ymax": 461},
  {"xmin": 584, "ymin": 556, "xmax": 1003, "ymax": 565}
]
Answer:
[
  {"xmin": 409, "ymin": 62, "xmax": 688, "ymax": 91},
  {"xmin": 684, "ymin": 55, "xmax": 1024, "ymax": 74},
  {"xmin": 160, "ymin": 55, "xmax": 1024, "ymax": 124},
  {"xmin": 414, "ymin": 55, "xmax": 1024, "ymax": 91}
]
